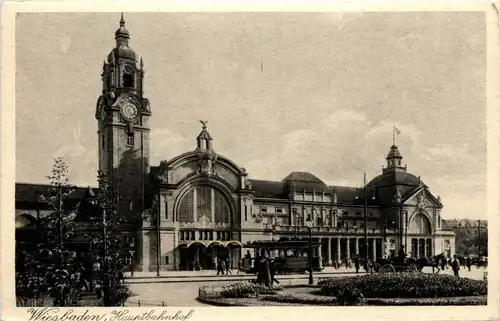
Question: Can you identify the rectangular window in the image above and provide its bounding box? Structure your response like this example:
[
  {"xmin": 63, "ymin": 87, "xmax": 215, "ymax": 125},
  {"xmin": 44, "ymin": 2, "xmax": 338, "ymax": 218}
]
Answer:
[
  {"xmin": 127, "ymin": 134, "xmax": 135, "ymax": 146},
  {"xmin": 276, "ymin": 207, "xmax": 283, "ymax": 214},
  {"xmin": 336, "ymin": 222, "xmax": 342, "ymax": 228},
  {"xmin": 355, "ymin": 211, "xmax": 362, "ymax": 216},
  {"xmin": 260, "ymin": 206, "xmax": 267, "ymax": 214},
  {"xmin": 102, "ymin": 135, "xmax": 105, "ymax": 150},
  {"xmin": 165, "ymin": 256, "xmax": 169, "ymax": 265},
  {"xmin": 343, "ymin": 211, "xmax": 348, "ymax": 216},
  {"xmin": 244, "ymin": 205, "xmax": 248, "ymax": 221}
]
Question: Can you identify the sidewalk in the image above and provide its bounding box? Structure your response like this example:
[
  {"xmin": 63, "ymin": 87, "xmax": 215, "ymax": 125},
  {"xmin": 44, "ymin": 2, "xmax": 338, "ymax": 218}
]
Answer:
[{"xmin": 125, "ymin": 267, "xmax": 365, "ymax": 284}]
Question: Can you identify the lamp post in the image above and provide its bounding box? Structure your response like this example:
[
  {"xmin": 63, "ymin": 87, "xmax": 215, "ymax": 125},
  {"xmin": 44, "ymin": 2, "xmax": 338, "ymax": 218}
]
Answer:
[
  {"xmin": 293, "ymin": 209, "xmax": 298, "ymax": 240},
  {"xmin": 355, "ymin": 173, "xmax": 375, "ymax": 272},
  {"xmin": 305, "ymin": 215, "xmax": 313, "ymax": 285},
  {"xmin": 404, "ymin": 210, "xmax": 408, "ymax": 252},
  {"xmin": 129, "ymin": 236, "xmax": 135, "ymax": 277},
  {"xmin": 477, "ymin": 219, "xmax": 481, "ymax": 256}
]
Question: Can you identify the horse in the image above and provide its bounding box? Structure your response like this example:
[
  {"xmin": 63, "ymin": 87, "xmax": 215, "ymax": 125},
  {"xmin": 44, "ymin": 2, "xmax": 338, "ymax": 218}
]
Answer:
[{"xmin": 414, "ymin": 253, "xmax": 446, "ymax": 273}]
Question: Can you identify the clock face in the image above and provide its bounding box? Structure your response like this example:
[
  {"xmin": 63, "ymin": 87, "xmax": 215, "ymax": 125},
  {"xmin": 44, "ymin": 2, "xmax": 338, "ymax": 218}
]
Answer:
[{"xmin": 121, "ymin": 102, "xmax": 139, "ymax": 121}]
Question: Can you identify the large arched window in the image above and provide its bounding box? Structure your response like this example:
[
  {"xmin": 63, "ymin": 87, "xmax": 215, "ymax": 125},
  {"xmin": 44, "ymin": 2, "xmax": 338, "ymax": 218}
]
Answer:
[
  {"xmin": 178, "ymin": 186, "xmax": 231, "ymax": 225},
  {"xmin": 410, "ymin": 213, "xmax": 431, "ymax": 234}
]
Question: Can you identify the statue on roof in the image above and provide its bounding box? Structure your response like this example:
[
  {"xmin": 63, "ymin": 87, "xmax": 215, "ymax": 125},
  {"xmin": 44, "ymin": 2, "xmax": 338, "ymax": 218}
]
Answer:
[
  {"xmin": 417, "ymin": 191, "xmax": 426, "ymax": 211},
  {"xmin": 199, "ymin": 120, "xmax": 208, "ymax": 130},
  {"xmin": 156, "ymin": 160, "xmax": 169, "ymax": 183}
]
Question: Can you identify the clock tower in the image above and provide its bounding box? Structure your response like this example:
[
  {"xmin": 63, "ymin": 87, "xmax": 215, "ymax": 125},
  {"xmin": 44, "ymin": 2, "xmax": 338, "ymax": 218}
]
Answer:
[{"xmin": 95, "ymin": 13, "xmax": 151, "ymax": 222}]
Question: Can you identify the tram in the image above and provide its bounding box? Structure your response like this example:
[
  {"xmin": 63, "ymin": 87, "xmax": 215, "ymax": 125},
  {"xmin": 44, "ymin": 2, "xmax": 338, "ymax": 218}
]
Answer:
[{"xmin": 241, "ymin": 240, "xmax": 324, "ymax": 274}]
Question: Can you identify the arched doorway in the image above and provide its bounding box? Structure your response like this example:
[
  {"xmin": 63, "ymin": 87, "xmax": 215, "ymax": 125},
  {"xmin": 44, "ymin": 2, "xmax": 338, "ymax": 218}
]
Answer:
[{"xmin": 409, "ymin": 212, "xmax": 433, "ymax": 258}]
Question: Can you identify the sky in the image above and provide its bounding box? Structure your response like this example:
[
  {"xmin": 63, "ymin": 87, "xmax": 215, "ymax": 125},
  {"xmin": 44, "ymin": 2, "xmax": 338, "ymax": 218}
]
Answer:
[{"xmin": 15, "ymin": 12, "xmax": 487, "ymax": 219}]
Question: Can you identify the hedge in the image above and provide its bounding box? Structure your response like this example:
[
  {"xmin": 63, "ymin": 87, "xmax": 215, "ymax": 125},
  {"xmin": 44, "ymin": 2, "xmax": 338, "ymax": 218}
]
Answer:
[
  {"xmin": 260, "ymin": 293, "xmax": 486, "ymax": 306},
  {"xmin": 319, "ymin": 273, "xmax": 487, "ymax": 298}
]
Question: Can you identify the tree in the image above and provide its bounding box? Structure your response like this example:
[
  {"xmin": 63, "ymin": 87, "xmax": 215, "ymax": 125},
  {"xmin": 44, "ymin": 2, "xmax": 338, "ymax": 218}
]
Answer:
[
  {"xmin": 93, "ymin": 170, "xmax": 130, "ymax": 306},
  {"xmin": 455, "ymin": 229, "xmax": 488, "ymax": 257},
  {"xmin": 16, "ymin": 157, "xmax": 81, "ymax": 306}
]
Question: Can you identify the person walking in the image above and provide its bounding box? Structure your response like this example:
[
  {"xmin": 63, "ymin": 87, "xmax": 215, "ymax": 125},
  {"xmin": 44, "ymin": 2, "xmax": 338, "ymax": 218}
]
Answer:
[
  {"xmin": 216, "ymin": 258, "xmax": 224, "ymax": 276},
  {"xmin": 440, "ymin": 258, "xmax": 446, "ymax": 271},
  {"xmin": 225, "ymin": 258, "xmax": 232, "ymax": 275},
  {"xmin": 269, "ymin": 258, "xmax": 280, "ymax": 285},
  {"xmin": 452, "ymin": 255, "xmax": 460, "ymax": 277},
  {"xmin": 354, "ymin": 256, "xmax": 360, "ymax": 273},
  {"xmin": 466, "ymin": 256, "xmax": 472, "ymax": 272}
]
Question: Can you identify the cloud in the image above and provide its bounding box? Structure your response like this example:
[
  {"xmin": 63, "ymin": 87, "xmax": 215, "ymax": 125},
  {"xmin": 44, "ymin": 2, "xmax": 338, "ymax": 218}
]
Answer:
[
  {"xmin": 52, "ymin": 124, "xmax": 96, "ymax": 185},
  {"xmin": 242, "ymin": 109, "xmax": 486, "ymax": 219},
  {"xmin": 150, "ymin": 128, "xmax": 192, "ymax": 165}
]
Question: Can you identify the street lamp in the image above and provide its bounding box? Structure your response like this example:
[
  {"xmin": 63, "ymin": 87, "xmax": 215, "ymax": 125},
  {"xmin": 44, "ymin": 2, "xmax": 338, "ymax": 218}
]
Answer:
[
  {"xmin": 305, "ymin": 214, "xmax": 314, "ymax": 285},
  {"xmin": 477, "ymin": 219, "xmax": 481, "ymax": 256},
  {"xmin": 355, "ymin": 173, "xmax": 375, "ymax": 272}
]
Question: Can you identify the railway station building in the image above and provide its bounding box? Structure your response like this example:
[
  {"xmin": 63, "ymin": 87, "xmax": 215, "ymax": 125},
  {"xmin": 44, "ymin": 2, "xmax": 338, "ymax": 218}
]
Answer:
[{"xmin": 15, "ymin": 15, "xmax": 456, "ymax": 272}]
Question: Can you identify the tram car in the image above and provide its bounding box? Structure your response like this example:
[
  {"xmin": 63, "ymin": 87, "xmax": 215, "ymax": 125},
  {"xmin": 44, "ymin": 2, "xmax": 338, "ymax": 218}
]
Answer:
[{"xmin": 241, "ymin": 240, "xmax": 324, "ymax": 274}]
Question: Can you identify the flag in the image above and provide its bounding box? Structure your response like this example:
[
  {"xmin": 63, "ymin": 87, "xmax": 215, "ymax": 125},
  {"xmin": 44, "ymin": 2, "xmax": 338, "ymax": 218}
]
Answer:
[{"xmin": 393, "ymin": 125, "xmax": 401, "ymax": 135}]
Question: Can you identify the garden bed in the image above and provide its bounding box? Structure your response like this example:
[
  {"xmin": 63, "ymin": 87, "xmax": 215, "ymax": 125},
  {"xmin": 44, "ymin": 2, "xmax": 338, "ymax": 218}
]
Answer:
[{"xmin": 319, "ymin": 273, "xmax": 487, "ymax": 298}]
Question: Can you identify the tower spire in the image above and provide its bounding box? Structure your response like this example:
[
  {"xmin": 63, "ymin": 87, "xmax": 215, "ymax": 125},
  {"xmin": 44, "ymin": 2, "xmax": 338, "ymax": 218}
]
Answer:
[{"xmin": 120, "ymin": 12, "xmax": 125, "ymax": 27}]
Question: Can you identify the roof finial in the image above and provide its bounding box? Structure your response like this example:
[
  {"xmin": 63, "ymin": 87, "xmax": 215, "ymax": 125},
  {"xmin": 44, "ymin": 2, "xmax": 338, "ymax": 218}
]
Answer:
[
  {"xmin": 200, "ymin": 120, "xmax": 208, "ymax": 130},
  {"xmin": 120, "ymin": 12, "xmax": 125, "ymax": 27}
]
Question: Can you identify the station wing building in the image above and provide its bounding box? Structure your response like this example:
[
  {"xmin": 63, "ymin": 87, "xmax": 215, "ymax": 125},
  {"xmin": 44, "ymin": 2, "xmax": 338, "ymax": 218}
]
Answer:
[{"xmin": 15, "ymin": 15, "xmax": 456, "ymax": 272}]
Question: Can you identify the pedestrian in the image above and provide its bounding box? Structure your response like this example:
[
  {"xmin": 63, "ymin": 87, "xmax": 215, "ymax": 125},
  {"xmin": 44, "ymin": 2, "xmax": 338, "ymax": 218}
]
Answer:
[
  {"xmin": 466, "ymin": 256, "xmax": 472, "ymax": 272},
  {"xmin": 216, "ymin": 259, "xmax": 224, "ymax": 276},
  {"xmin": 225, "ymin": 258, "xmax": 232, "ymax": 275},
  {"xmin": 269, "ymin": 258, "xmax": 280, "ymax": 285},
  {"xmin": 354, "ymin": 256, "xmax": 360, "ymax": 273},
  {"xmin": 452, "ymin": 255, "xmax": 460, "ymax": 277},
  {"xmin": 440, "ymin": 258, "xmax": 446, "ymax": 271}
]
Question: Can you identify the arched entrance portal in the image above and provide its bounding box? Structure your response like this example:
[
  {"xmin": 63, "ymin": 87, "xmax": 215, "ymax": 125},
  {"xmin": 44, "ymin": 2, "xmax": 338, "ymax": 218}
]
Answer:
[
  {"xmin": 176, "ymin": 184, "xmax": 241, "ymax": 270},
  {"xmin": 409, "ymin": 212, "xmax": 433, "ymax": 258}
]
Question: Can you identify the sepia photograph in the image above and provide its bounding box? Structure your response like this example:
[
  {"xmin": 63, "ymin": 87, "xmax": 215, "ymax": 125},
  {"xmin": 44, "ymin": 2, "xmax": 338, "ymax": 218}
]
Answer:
[{"xmin": 3, "ymin": 4, "xmax": 498, "ymax": 316}]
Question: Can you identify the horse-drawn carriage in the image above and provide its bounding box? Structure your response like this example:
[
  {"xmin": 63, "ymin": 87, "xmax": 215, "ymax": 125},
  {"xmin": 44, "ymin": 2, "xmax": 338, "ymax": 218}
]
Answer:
[{"xmin": 373, "ymin": 253, "xmax": 446, "ymax": 274}]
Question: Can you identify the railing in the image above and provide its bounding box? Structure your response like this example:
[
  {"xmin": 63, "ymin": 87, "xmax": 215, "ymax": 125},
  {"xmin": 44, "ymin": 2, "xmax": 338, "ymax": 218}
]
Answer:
[
  {"xmin": 123, "ymin": 299, "xmax": 167, "ymax": 307},
  {"xmin": 198, "ymin": 285, "xmax": 224, "ymax": 300},
  {"xmin": 273, "ymin": 225, "xmax": 397, "ymax": 234}
]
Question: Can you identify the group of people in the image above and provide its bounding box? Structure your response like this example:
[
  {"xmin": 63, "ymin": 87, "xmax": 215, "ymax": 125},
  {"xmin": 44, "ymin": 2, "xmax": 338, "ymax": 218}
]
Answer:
[
  {"xmin": 74, "ymin": 255, "xmax": 103, "ymax": 296},
  {"xmin": 216, "ymin": 257, "xmax": 233, "ymax": 276}
]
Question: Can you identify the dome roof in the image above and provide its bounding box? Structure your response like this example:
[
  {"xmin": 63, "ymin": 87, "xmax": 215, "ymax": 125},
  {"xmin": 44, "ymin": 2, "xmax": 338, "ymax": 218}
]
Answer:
[
  {"xmin": 386, "ymin": 145, "xmax": 402, "ymax": 159},
  {"xmin": 366, "ymin": 171, "xmax": 427, "ymax": 205},
  {"xmin": 107, "ymin": 47, "xmax": 137, "ymax": 63},
  {"xmin": 107, "ymin": 13, "xmax": 137, "ymax": 63},
  {"xmin": 367, "ymin": 171, "xmax": 425, "ymax": 188}
]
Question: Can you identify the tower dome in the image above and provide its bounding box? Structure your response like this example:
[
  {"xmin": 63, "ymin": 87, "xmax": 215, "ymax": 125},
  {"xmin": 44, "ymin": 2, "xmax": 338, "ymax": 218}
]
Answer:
[{"xmin": 107, "ymin": 13, "xmax": 137, "ymax": 63}]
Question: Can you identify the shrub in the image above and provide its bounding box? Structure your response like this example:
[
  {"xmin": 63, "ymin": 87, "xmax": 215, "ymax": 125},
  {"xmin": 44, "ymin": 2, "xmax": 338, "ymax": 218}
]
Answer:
[
  {"xmin": 220, "ymin": 282, "xmax": 283, "ymax": 298},
  {"xmin": 365, "ymin": 296, "xmax": 487, "ymax": 306},
  {"xmin": 336, "ymin": 286, "xmax": 365, "ymax": 306},
  {"xmin": 260, "ymin": 294, "xmax": 338, "ymax": 305},
  {"xmin": 320, "ymin": 273, "xmax": 487, "ymax": 298}
]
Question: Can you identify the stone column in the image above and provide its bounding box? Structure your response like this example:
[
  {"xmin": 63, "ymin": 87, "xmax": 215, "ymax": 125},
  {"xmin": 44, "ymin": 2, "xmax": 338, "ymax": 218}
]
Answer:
[
  {"xmin": 336, "ymin": 237, "xmax": 341, "ymax": 262},
  {"xmin": 372, "ymin": 238, "xmax": 377, "ymax": 260},
  {"xmin": 211, "ymin": 189, "xmax": 215, "ymax": 224},
  {"xmin": 346, "ymin": 238, "xmax": 351, "ymax": 259},
  {"xmin": 193, "ymin": 188, "xmax": 198, "ymax": 226},
  {"xmin": 355, "ymin": 237, "xmax": 359, "ymax": 255},
  {"xmin": 327, "ymin": 237, "xmax": 332, "ymax": 265},
  {"xmin": 318, "ymin": 238, "xmax": 323, "ymax": 268}
]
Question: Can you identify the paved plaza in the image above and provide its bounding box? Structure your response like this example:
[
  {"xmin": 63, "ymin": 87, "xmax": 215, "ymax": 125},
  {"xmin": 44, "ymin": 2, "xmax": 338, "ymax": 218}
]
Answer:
[{"xmin": 124, "ymin": 266, "xmax": 488, "ymax": 307}]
